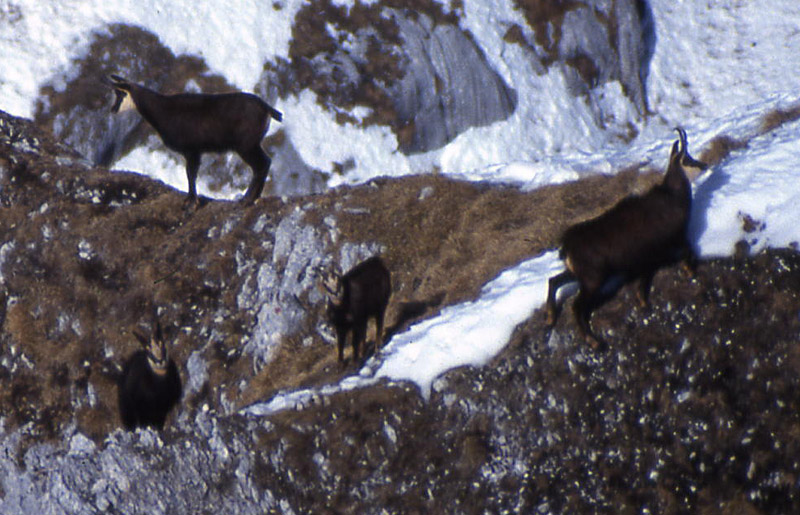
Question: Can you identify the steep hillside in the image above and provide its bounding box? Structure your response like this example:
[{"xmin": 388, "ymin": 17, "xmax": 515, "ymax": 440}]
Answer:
[
  {"xmin": 0, "ymin": 107, "xmax": 658, "ymax": 442},
  {"xmin": 2, "ymin": 109, "xmax": 800, "ymax": 513}
]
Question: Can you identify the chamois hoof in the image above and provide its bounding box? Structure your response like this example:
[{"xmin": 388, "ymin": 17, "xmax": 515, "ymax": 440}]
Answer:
[
  {"xmin": 182, "ymin": 196, "xmax": 200, "ymax": 211},
  {"xmin": 584, "ymin": 333, "xmax": 607, "ymax": 352},
  {"xmin": 545, "ymin": 308, "xmax": 557, "ymax": 327},
  {"xmin": 239, "ymin": 195, "xmax": 258, "ymax": 207}
]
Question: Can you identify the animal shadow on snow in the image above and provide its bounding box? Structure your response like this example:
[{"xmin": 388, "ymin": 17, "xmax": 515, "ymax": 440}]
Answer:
[
  {"xmin": 687, "ymin": 164, "xmax": 730, "ymax": 245},
  {"xmin": 343, "ymin": 291, "xmax": 446, "ymax": 369}
]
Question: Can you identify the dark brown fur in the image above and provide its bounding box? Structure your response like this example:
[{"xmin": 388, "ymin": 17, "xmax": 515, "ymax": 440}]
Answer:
[
  {"xmin": 326, "ymin": 256, "xmax": 391, "ymax": 363},
  {"xmin": 117, "ymin": 318, "xmax": 182, "ymax": 430},
  {"xmin": 108, "ymin": 75, "xmax": 282, "ymax": 206},
  {"xmin": 545, "ymin": 128, "xmax": 708, "ymax": 349}
]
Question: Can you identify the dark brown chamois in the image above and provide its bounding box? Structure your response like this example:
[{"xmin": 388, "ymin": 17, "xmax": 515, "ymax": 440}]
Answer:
[
  {"xmin": 107, "ymin": 75, "xmax": 282, "ymax": 206},
  {"xmin": 118, "ymin": 314, "xmax": 182, "ymax": 430},
  {"xmin": 322, "ymin": 256, "xmax": 391, "ymax": 363},
  {"xmin": 545, "ymin": 128, "xmax": 708, "ymax": 350}
]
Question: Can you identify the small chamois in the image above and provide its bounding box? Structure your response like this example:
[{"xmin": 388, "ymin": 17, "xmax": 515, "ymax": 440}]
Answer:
[
  {"xmin": 107, "ymin": 75, "xmax": 282, "ymax": 206},
  {"xmin": 545, "ymin": 128, "xmax": 708, "ymax": 349},
  {"xmin": 321, "ymin": 256, "xmax": 391, "ymax": 364},
  {"xmin": 118, "ymin": 314, "xmax": 182, "ymax": 430}
]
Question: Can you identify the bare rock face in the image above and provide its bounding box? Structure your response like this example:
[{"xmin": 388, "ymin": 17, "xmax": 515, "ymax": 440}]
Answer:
[
  {"xmin": 558, "ymin": 0, "xmax": 653, "ymax": 115},
  {"xmin": 274, "ymin": 0, "xmax": 652, "ymax": 154},
  {"xmin": 271, "ymin": 0, "xmax": 517, "ymax": 155},
  {"xmin": 509, "ymin": 0, "xmax": 653, "ymax": 128},
  {"xmin": 389, "ymin": 11, "xmax": 518, "ymax": 154}
]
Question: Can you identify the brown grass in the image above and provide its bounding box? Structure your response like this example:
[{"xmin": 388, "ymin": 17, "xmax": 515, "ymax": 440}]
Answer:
[
  {"xmin": 699, "ymin": 135, "xmax": 748, "ymax": 167},
  {"xmin": 513, "ymin": 0, "xmax": 581, "ymax": 59},
  {"xmin": 695, "ymin": 102, "xmax": 800, "ymax": 169},
  {"xmin": 760, "ymin": 105, "xmax": 800, "ymax": 134}
]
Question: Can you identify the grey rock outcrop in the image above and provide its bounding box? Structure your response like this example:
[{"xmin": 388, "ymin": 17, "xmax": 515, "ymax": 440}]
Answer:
[{"xmin": 390, "ymin": 11, "xmax": 517, "ymax": 154}]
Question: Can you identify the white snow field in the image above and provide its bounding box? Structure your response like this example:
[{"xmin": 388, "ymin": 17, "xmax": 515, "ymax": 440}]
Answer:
[{"xmin": 2, "ymin": 0, "xmax": 800, "ymax": 409}]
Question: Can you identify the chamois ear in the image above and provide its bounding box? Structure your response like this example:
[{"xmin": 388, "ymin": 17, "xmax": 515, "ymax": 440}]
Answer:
[{"xmin": 133, "ymin": 328, "xmax": 149, "ymax": 348}]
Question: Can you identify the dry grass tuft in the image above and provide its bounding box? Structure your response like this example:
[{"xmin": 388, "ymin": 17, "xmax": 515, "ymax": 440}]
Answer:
[
  {"xmin": 513, "ymin": 0, "xmax": 581, "ymax": 58},
  {"xmin": 699, "ymin": 135, "xmax": 748, "ymax": 167},
  {"xmin": 760, "ymin": 105, "xmax": 800, "ymax": 134}
]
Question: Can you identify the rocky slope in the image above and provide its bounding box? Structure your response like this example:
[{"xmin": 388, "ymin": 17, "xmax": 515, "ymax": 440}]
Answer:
[{"xmin": 2, "ymin": 101, "xmax": 800, "ymax": 514}]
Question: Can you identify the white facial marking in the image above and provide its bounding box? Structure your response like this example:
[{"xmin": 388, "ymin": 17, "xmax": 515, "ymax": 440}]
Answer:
[
  {"xmin": 118, "ymin": 92, "xmax": 136, "ymax": 113},
  {"xmin": 146, "ymin": 339, "xmax": 169, "ymax": 375},
  {"xmin": 684, "ymin": 164, "xmax": 707, "ymax": 183}
]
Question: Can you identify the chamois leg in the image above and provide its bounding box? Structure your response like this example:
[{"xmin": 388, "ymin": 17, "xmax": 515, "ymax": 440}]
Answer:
[
  {"xmin": 679, "ymin": 242, "xmax": 698, "ymax": 278},
  {"xmin": 352, "ymin": 323, "xmax": 367, "ymax": 362},
  {"xmin": 636, "ymin": 269, "xmax": 656, "ymax": 308},
  {"xmin": 239, "ymin": 146, "xmax": 271, "ymax": 205},
  {"xmin": 119, "ymin": 395, "xmax": 136, "ymax": 430},
  {"xmin": 545, "ymin": 270, "xmax": 576, "ymax": 326},
  {"xmin": 183, "ymin": 152, "xmax": 201, "ymax": 208},
  {"xmin": 573, "ymin": 279, "xmax": 604, "ymax": 351},
  {"xmin": 336, "ymin": 327, "xmax": 347, "ymax": 364},
  {"xmin": 374, "ymin": 310, "xmax": 386, "ymax": 353}
]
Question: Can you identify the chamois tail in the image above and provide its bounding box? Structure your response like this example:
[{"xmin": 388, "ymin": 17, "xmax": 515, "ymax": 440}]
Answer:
[{"xmin": 268, "ymin": 105, "xmax": 283, "ymax": 123}]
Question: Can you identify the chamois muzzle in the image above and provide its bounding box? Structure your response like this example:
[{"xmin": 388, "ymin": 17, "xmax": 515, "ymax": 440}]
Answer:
[{"xmin": 110, "ymin": 89, "xmax": 127, "ymax": 113}]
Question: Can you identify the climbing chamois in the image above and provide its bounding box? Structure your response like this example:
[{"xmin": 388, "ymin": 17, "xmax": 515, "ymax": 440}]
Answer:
[
  {"xmin": 107, "ymin": 75, "xmax": 282, "ymax": 206},
  {"xmin": 545, "ymin": 128, "xmax": 708, "ymax": 349},
  {"xmin": 118, "ymin": 314, "xmax": 182, "ymax": 430},
  {"xmin": 322, "ymin": 256, "xmax": 391, "ymax": 363}
]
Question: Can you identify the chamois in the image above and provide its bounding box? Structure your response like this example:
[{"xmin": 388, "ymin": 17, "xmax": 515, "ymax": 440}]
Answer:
[
  {"xmin": 545, "ymin": 128, "xmax": 708, "ymax": 349},
  {"xmin": 107, "ymin": 75, "xmax": 282, "ymax": 206},
  {"xmin": 322, "ymin": 256, "xmax": 391, "ymax": 363},
  {"xmin": 118, "ymin": 314, "xmax": 182, "ymax": 430}
]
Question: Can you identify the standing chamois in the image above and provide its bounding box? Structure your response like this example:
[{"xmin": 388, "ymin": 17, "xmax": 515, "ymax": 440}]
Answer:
[
  {"xmin": 118, "ymin": 313, "xmax": 182, "ymax": 430},
  {"xmin": 322, "ymin": 256, "xmax": 391, "ymax": 364},
  {"xmin": 107, "ymin": 75, "xmax": 282, "ymax": 206},
  {"xmin": 545, "ymin": 128, "xmax": 708, "ymax": 350}
]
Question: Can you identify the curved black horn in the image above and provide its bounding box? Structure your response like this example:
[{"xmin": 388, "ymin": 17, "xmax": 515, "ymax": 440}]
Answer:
[{"xmin": 674, "ymin": 127, "xmax": 688, "ymax": 154}]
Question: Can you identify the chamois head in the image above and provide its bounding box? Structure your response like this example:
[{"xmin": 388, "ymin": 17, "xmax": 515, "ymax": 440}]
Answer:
[
  {"xmin": 107, "ymin": 75, "xmax": 136, "ymax": 113},
  {"xmin": 134, "ymin": 319, "xmax": 169, "ymax": 375},
  {"xmin": 320, "ymin": 268, "xmax": 345, "ymax": 307},
  {"xmin": 671, "ymin": 127, "xmax": 708, "ymax": 182}
]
